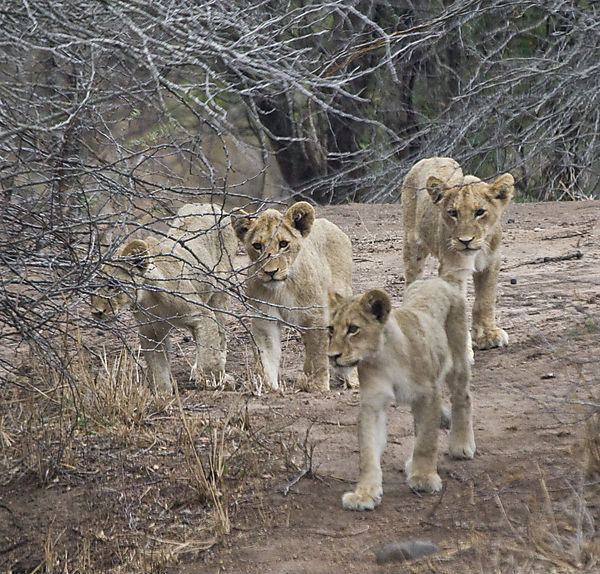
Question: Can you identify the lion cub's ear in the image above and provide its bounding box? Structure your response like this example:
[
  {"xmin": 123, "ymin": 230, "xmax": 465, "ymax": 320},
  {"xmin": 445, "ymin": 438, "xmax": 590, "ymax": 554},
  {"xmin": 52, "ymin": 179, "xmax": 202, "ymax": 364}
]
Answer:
[
  {"xmin": 489, "ymin": 173, "xmax": 514, "ymax": 206},
  {"xmin": 328, "ymin": 291, "xmax": 344, "ymax": 310},
  {"xmin": 231, "ymin": 210, "xmax": 253, "ymax": 241},
  {"xmin": 426, "ymin": 176, "xmax": 449, "ymax": 204},
  {"xmin": 360, "ymin": 289, "xmax": 391, "ymax": 324},
  {"xmin": 121, "ymin": 239, "xmax": 151, "ymax": 274},
  {"xmin": 284, "ymin": 201, "xmax": 315, "ymax": 237}
]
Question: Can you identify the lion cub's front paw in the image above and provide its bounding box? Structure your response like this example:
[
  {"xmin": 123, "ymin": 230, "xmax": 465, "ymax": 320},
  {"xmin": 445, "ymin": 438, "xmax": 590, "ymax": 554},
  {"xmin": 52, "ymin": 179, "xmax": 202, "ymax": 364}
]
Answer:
[
  {"xmin": 448, "ymin": 438, "xmax": 476, "ymax": 460},
  {"xmin": 342, "ymin": 485, "xmax": 382, "ymax": 511},
  {"xmin": 405, "ymin": 458, "xmax": 442, "ymax": 493},
  {"xmin": 299, "ymin": 373, "xmax": 330, "ymax": 393},
  {"xmin": 252, "ymin": 372, "xmax": 279, "ymax": 393},
  {"xmin": 474, "ymin": 327, "xmax": 509, "ymax": 350}
]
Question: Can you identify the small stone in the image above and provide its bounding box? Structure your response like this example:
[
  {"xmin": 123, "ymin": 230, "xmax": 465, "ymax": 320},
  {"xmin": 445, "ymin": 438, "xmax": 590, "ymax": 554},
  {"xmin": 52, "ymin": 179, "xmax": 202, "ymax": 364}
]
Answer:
[
  {"xmin": 510, "ymin": 278, "xmax": 517, "ymax": 285},
  {"xmin": 507, "ymin": 218, "xmax": 515, "ymax": 224},
  {"xmin": 375, "ymin": 540, "xmax": 439, "ymax": 564}
]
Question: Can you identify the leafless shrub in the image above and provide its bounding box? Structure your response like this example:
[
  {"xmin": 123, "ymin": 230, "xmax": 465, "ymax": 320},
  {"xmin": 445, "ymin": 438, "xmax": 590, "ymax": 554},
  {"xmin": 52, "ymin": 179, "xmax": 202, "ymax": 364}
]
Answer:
[{"xmin": 2, "ymin": 0, "xmax": 599, "ymax": 392}]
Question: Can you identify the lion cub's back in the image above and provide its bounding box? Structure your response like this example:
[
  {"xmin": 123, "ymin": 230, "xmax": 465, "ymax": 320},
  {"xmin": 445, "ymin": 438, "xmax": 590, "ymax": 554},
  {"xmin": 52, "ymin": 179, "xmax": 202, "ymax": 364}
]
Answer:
[
  {"xmin": 308, "ymin": 218, "xmax": 353, "ymax": 296},
  {"xmin": 170, "ymin": 203, "xmax": 237, "ymax": 272}
]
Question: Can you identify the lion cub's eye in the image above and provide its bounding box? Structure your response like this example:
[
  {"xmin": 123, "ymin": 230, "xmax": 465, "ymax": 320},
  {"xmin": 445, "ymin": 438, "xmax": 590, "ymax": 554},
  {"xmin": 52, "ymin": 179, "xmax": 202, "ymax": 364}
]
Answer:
[
  {"xmin": 279, "ymin": 240, "xmax": 289, "ymax": 249},
  {"xmin": 447, "ymin": 209, "xmax": 458, "ymax": 219},
  {"xmin": 327, "ymin": 325, "xmax": 334, "ymax": 338},
  {"xmin": 474, "ymin": 208, "xmax": 486, "ymax": 217},
  {"xmin": 252, "ymin": 242, "xmax": 262, "ymax": 251},
  {"xmin": 347, "ymin": 324, "xmax": 359, "ymax": 335}
]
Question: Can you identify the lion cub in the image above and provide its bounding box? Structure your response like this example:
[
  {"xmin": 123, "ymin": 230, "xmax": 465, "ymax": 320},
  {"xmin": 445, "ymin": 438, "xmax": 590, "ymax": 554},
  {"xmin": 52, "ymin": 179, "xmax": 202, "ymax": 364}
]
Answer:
[
  {"xmin": 328, "ymin": 278, "xmax": 475, "ymax": 511},
  {"xmin": 233, "ymin": 201, "xmax": 357, "ymax": 392},
  {"xmin": 91, "ymin": 204, "xmax": 238, "ymax": 394},
  {"xmin": 402, "ymin": 157, "xmax": 514, "ymax": 349}
]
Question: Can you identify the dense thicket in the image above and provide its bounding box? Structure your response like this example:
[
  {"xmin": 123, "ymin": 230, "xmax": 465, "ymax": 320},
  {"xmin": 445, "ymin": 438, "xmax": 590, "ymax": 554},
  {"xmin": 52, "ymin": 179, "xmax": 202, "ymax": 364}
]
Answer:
[{"xmin": 1, "ymin": 0, "xmax": 599, "ymax": 381}]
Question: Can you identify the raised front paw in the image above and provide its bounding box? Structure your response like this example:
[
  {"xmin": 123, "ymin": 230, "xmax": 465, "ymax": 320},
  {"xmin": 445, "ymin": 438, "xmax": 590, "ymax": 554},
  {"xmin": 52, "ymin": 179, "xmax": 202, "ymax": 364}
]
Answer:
[
  {"xmin": 405, "ymin": 458, "xmax": 442, "ymax": 493},
  {"xmin": 473, "ymin": 326, "xmax": 509, "ymax": 350},
  {"xmin": 342, "ymin": 484, "xmax": 382, "ymax": 511}
]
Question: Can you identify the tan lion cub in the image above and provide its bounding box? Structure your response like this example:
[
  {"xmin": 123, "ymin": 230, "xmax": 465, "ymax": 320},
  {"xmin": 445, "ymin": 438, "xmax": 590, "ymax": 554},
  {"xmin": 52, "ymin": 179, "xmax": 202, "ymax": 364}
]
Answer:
[
  {"xmin": 233, "ymin": 201, "xmax": 357, "ymax": 392},
  {"xmin": 402, "ymin": 157, "xmax": 514, "ymax": 349},
  {"xmin": 328, "ymin": 278, "xmax": 475, "ymax": 511},
  {"xmin": 91, "ymin": 204, "xmax": 237, "ymax": 394}
]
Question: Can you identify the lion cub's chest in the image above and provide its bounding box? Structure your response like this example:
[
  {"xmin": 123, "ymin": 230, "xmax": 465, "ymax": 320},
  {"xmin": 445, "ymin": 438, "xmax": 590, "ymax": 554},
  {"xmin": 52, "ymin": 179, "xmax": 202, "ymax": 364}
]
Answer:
[
  {"xmin": 360, "ymin": 318, "xmax": 450, "ymax": 407},
  {"xmin": 359, "ymin": 357, "xmax": 417, "ymax": 408}
]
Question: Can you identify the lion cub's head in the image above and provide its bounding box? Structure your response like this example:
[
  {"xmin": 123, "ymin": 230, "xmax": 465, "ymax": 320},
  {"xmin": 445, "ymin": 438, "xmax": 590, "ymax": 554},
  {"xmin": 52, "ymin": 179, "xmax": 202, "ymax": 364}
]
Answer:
[
  {"xmin": 426, "ymin": 172, "xmax": 514, "ymax": 254},
  {"xmin": 327, "ymin": 289, "xmax": 392, "ymax": 372},
  {"xmin": 90, "ymin": 239, "xmax": 151, "ymax": 319},
  {"xmin": 232, "ymin": 202, "xmax": 315, "ymax": 284}
]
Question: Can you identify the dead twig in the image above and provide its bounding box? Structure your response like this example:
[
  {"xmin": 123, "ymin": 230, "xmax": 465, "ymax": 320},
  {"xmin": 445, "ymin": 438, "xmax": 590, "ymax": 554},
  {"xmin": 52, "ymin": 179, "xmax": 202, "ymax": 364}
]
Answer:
[
  {"xmin": 502, "ymin": 250, "xmax": 583, "ymax": 270},
  {"xmin": 278, "ymin": 468, "xmax": 309, "ymax": 496},
  {"xmin": 541, "ymin": 232, "xmax": 584, "ymax": 241}
]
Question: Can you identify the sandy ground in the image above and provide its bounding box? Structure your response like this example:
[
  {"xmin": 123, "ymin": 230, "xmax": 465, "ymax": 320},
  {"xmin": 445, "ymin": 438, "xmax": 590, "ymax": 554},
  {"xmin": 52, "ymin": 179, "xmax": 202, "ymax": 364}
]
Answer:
[{"xmin": 1, "ymin": 200, "xmax": 599, "ymax": 573}]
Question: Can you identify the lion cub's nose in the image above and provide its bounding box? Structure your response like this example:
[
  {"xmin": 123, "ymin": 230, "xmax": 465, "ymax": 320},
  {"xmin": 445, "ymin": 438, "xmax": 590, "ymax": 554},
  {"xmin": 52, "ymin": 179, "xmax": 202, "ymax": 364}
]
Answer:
[
  {"xmin": 458, "ymin": 237, "xmax": 474, "ymax": 247},
  {"xmin": 91, "ymin": 309, "xmax": 105, "ymax": 319},
  {"xmin": 328, "ymin": 353, "xmax": 342, "ymax": 364},
  {"xmin": 264, "ymin": 269, "xmax": 278, "ymax": 278}
]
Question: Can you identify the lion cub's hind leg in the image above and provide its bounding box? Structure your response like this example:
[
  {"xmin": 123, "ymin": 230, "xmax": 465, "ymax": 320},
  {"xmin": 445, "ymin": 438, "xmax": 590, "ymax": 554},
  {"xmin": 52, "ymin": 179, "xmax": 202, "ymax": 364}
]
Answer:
[
  {"xmin": 138, "ymin": 321, "xmax": 173, "ymax": 395},
  {"xmin": 402, "ymin": 234, "xmax": 427, "ymax": 286},
  {"xmin": 300, "ymin": 328, "xmax": 330, "ymax": 392},
  {"xmin": 189, "ymin": 310, "xmax": 232, "ymax": 388}
]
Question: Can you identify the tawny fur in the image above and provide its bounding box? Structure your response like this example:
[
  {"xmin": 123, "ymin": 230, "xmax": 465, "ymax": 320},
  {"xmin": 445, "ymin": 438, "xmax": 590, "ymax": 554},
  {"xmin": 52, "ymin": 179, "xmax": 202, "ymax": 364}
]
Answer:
[
  {"xmin": 233, "ymin": 201, "xmax": 357, "ymax": 392},
  {"xmin": 91, "ymin": 203, "xmax": 238, "ymax": 394},
  {"xmin": 328, "ymin": 278, "xmax": 476, "ymax": 511},
  {"xmin": 401, "ymin": 157, "xmax": 514, "ymax": 349}
]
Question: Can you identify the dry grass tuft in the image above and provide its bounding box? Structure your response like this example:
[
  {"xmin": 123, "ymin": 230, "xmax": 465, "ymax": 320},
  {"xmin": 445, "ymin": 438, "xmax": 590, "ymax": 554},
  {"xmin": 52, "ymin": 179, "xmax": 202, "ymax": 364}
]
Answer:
[
  {"xmin": 0, "ymin": 321, "xmax": 282, "ymax": 572},
  {"xmin": 527, "ymin": 467, "xmax": 595, "ymax": 570},
  {"xmin": 75, "ymin": 344, "xmax": 158, "ymax": 434}
]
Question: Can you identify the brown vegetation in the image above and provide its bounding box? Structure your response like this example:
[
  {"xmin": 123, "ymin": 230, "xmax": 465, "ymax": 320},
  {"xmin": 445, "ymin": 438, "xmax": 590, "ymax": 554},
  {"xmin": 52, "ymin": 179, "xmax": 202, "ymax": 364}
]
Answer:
[{"xmin": 1, "ymin": 200, "xmax": 599, "ymax": 573}]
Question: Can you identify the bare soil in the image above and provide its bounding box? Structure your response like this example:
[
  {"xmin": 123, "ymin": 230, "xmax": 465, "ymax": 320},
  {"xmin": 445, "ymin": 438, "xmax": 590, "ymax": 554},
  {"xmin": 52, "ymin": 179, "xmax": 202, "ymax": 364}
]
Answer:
[{"xmin": 2, "ymin": 200, "xmax": 600, "ymax": 573}]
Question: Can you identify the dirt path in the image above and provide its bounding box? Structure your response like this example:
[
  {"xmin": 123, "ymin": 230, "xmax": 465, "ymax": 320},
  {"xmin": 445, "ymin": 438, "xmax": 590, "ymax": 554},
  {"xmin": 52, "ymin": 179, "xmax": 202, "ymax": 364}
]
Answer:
[
  {"xmin": 192, "ymin": 201, "xmax": 600, "ymax": 573},
  {"xmin": 1, "ymin": 201, "xmax": 599, "ymax": 574}
]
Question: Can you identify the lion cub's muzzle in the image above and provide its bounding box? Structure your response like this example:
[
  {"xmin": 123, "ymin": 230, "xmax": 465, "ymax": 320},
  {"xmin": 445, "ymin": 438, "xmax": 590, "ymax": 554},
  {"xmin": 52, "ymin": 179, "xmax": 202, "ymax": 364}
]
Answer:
[
  {"xmin": 257, "ymin": 267, "xmax": 288, "ymax": 283},
  {"xmin": 91, "ymin": 308, "xmax": 106, "ymax": 320},
  {"xmin": 453, "ymin": 236, "xmax": 481, "ymax": 254},
  {"xmin": 90, "ymin": 306, "xmax": 118, "ymax": 322},
  {"xmin": 262, "ymin": 270, "xmax": 285, "ymax": 282},
  {"xmin": 328, "ymin": 352, "xmax": 358, "ymax": 369}
]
